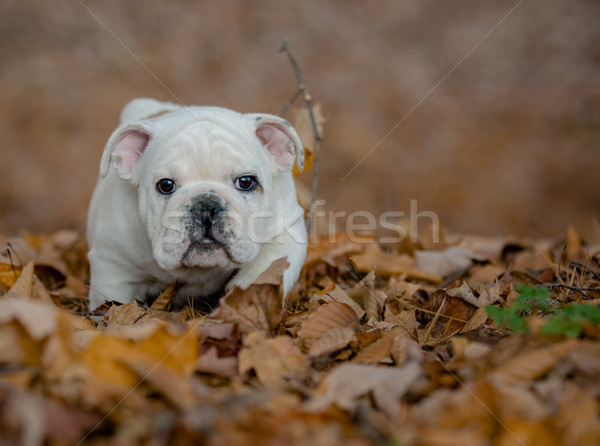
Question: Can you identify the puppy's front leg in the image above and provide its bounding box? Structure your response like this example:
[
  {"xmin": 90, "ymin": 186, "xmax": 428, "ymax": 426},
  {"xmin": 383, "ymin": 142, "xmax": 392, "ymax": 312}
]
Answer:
[{"xmin": 87, "ymin": 250, "xmax": 141, "ymax": 310}]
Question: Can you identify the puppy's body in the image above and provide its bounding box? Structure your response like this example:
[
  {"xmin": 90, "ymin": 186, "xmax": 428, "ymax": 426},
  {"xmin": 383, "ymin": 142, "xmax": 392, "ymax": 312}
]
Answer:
[{"xmin": 87, "ymin": 99, "xmax": 306, "ymax": 311}]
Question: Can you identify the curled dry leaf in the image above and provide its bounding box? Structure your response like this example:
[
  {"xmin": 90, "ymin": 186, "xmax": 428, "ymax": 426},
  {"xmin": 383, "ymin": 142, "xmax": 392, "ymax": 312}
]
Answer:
[
  {"xmin": 488, "ymin": 339, "xmax": 580, "ymax": 388},
  {"xmin": 415, "ymin": 246, "xmax": 483, "ymax": 278},
  {"xmin": 291, "ymin": 104, "xmax": 325, "ymax": 176},
  {"xmin": 81, "ymin": 324, "xmax": 198, "ymax": 389},
  {"xmin": 320, "ymin": 284, "xmax": 366, "ymax": 319},
  {"xmin": 0, "ymin": 263, "xmax": 21, "ymax": 291},
  {"xmin": 123, "ymin": 356, "xmax": 200, "ymax": 410},
  {"xmin": 98, "ymin": 302, "xmax": 149, "ymax": 330},
  {"xmin": 196, "ymin": 323, "xmax": 241, "ymax": 378},
  {"xmin": 352, "ymin": 327, "xmax": 404, "ymax": 364},
  {"xmin": 297, "ymin": 302, "xmax": 359, "ymax": 348},
  {"xmin": 196, "ymin": 346, "xmax": 239, "ymax": 378},
  {"xmin": 238, "ymin": 332, "xmax": 310, "ymax": 386},
  {"xmin": 307, "ymin": 361, "xmax": 423, "ymax": 417},
  {"xmin": 351, "ymin": 244, "xmax": 442, "ymax": 282},
  {"xmin": 308, "ymin": 327, "xmax": 356, "ymax": 357},
  {"xmin": 390, "ymin": 335, "xmax": 423, "ymax": 366},
  {"xmin": 447, "ymin": 280, "xmax": 480, "ymax": 307},
  {"xmin": 6, "ymin": 261, "xmax": 34, "ymax": 299},
  {"xmin": 213, "ymin": 258, "xmax": 288, "ymax": 334},
  {"xmin": 460, "ymin": 307, "xmax": 489, "ymax": 333},
  {"xmin": 383, "ymin": 306, "xmax": 420, "ymax": 334}
]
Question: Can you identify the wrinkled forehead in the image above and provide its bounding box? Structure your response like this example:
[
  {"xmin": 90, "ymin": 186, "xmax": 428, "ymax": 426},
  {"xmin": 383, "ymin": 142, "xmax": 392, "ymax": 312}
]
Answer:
[
  {"xmin": 144, "ymin": 120, "xmax": 266, "ymax": 180},
  {"xmin": 166, "ymin": 119, "xmax": 249, "ymax": 149}
]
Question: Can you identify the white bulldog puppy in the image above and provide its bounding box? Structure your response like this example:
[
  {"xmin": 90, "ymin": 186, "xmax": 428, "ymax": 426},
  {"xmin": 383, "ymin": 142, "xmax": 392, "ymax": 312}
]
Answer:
[{"xmin": 87, "ymin": 98, "xmax": 307, "ymax": 311}]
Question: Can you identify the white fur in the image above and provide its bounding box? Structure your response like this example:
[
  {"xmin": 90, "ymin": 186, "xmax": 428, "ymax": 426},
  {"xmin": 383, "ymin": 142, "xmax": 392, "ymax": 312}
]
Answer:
[{"xmin": 87, "ymin": 98, "xmax": 307, "ymax": 311}]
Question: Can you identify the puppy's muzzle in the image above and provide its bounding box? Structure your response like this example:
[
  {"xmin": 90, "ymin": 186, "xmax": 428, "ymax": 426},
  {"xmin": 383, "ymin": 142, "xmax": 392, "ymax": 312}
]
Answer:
[{"xmin": 190, "ymin": 193, "xmax": 225, "ymax": 234}]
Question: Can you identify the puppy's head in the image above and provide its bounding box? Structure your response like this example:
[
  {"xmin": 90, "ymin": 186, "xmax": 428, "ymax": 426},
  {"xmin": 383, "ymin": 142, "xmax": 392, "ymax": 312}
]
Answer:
[{"xmin": 100, "ymin": 99, "xmax": 304, "ymax": 274}]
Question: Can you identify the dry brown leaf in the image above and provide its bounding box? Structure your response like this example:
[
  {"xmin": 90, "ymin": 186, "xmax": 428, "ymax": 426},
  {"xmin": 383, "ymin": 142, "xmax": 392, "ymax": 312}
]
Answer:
[
  {"xmin": 460, "ymin": 307, "xmax": 489, "ymax": 333},
  {"xmin": 308, "ymin": 327, "xmax": 356, "ymax": 357},
  {"xmin": 474, "ymin": 280, "xmax": 503, "ymax": 307},
  {"xmin": 291, "ymin": 104, "xmax": 325, "ymax": 176},
  {"xmin": 123, "ymin": 356, "xmax": 200, "ymax": 410},
  {"xmin": 196, "ymin": 346, "xmax": 239, "ymax": 378},
  {"xmin": 566, "ymin": 224, "xmax": 582, "ymax": 261},
  {"xmin": 195, "ymin": 323, "xmax": 241, "ymax": 377},
  {"xmin": 446, "ymin": 280, "xmax": 480, "ymax": 307},
  {"xmin": 383, "ymin": 306, "xmax": 420, "ymax": 334},
  {"xmin": 31, "ymin": 275, "xmax": 53, "ymax": 302},
  {"xmin": 351, "ymin": 287, "xmax": 386, "ymax": 322},
  {"xmin": 469, "ymin": 263, "xmax": 506, "ymax": 284},
  {"xmin": 307, "ymin": 361, "xmax": 423, "ymax": 416},
  {"xmin": 390, "ymin": 335, "xmax": 423, "ymax": 366},
  {"xmin": 320, "ymin": 284, "xmax": 366, "ymax": 319},
  {"xmin": 297, "ymin": 302, "xmax": 359, "ymax": 348},
  {"xmin": 352, "ymin": 327, "xmax": 404, "ymax": 364},
  {"xmin": 0, "ymin": 263, "xmax": 21, "ymax": 291},
  {"xmin": 6, "ymin": 261, "xmax": 34, "ymax": 299},
  {"xmin": 415, "ymin": 246, "xmax": 483, "ymax": 277},
  {"xmin": 0, "ymin": 298, "xmax": 59, "ymax": 340},
  {"xmin": 81, "ymin": 324, "xmax": 198, "ymax": 389},
  {"xmin": 98, "ymin": 302, "xmax": 149, "ymax": 329},
  {"xmin": 351, "ymin": 244, "xmax": 441, "ymax": 282},
  {"xmin": 213, "ymin": 258, "xmax": 288, "ymax": 334},
  {"xmin": 238, "ymin": 332, "xmax": 309, "ymax": 386},
  {"xmin": 489, "ymin": 339, "xmax": 579, "ymax": 388},
  {"xmin": 150, "ymin": 282, "xmax": 182, "ymax": 312}
]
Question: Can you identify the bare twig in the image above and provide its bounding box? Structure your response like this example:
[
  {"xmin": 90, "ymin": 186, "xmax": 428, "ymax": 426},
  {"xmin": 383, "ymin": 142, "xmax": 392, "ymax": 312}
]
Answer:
[
  {"xmin": 279, "ymin": 89, "xmax": 303, "ymax": 117},
  {"xmin": 571, "ymin": 261, "xmax": 600, "ymax": 282},
  {"xmin": 543, "ymin": 283, "xmax": 599, "ymax": 300},
  {"xmin": 5, "ymin": 243, "xmax": 21, "ymax": 280},
  {"xmin": 279, "ymin": 40, "xmax": 322, "ymax": 235}
]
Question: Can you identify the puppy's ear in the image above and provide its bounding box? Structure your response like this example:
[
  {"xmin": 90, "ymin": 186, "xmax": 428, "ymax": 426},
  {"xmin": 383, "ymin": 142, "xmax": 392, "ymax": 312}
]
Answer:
[
  {"xmin": 119, "ymin": 98, "xmax": 181, "ymax": 124},
  {"xmin": 100, "ymin": 126, "xmax": 151, "ymax": 180},
  {"xmin": 253, "ymin": 115, "xmax": 304, "ymax": 172}
]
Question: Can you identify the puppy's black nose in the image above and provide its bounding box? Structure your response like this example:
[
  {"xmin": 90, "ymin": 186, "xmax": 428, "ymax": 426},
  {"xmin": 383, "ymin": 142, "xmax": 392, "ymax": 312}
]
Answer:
[{"xmin": 191, "ymin": 198, "xmax": 224, "ymax": 228}]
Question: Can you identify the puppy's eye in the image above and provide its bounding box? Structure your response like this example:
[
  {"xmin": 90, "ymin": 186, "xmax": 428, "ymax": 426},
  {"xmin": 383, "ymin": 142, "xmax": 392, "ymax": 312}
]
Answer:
[
  {"xmin": 235, "ymin": 175, "xmax": 258, "ymax": 192},
  {"xmin": 156, "ymin": 178, "xmax": 176, "ymax": 194}
]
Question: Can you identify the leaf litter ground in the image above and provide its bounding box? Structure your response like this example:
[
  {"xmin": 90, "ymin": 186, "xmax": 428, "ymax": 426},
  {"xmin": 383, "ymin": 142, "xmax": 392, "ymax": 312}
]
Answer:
[{"xmin": 0, "ymin": 226, "xmax": 599, "ymax": 446}]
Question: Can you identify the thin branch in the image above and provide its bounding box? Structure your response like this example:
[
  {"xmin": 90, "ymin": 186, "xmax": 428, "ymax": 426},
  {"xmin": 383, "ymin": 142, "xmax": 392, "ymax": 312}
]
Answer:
[
  {"xmin": 570, "ymin": 261, "xmax": 600, "ymax": 282},
  {"xmin": 279, "ymin": 88, "xmax": 303, "ymax": 117},
  {"xmin": 279, "ymin": 40, "xmax": 322, "ymax": 235},
  {"xmin": 542, "ymin": 283, "xmax": 599, "ymax": 300}
]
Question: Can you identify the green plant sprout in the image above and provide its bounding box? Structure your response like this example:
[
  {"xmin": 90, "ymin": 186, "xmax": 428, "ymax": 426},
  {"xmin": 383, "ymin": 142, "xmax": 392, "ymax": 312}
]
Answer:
[{"xmin": 485, "ymin": 284, "xmax": 600, "ymax": 338}]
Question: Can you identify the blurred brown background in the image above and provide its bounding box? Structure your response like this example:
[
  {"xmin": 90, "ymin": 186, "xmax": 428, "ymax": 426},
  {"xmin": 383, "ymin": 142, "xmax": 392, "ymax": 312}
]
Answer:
[{"xmin": 1, "ymin": 0, "xmax": 599, "ymax": 238}]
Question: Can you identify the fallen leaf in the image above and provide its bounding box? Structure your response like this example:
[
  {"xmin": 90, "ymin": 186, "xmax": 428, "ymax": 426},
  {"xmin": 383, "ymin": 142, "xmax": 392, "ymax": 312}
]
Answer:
[
  {"xmin": 446, "ymin": 280, "xmax": 480, "ymax": 307},
  {"xmin": 123, "ymin": 355, "xmax": 200, "ymax": 410},
  {"xmin": 352, "ymin": 327, "xmax": 404, "ymax": 364},
  {"xmin": 98, "ymin": 301, "xmax": 149, "ymax": 330},
  {"xmin": 415, "ymin": 246, "xmax": 484, "ymax": 278},
  {"xmin": 0, "ymin": 263, "xmax": 21, "ymax": 291},
  {"xmin": 81, "ymin": 324, "xmax": 198, "ymax": 389},
  {"xmin": 488, "ymin": 339, "xmax": 579, "ymax": 388},
  {"xmin": 213, "ymin": 258, "xmax": 288, "ymax": 334},
  {"xmin": 319, "ymin": 284, "xmax": 366, "ymax": 319},
  {"xmin": 239, "ymin": 332, "xmax": 310, "ymax": 386},
  {"xmin": 351, "ymin": 244, "xmax": 441, "ymax": 282},
  {"xmin": 291, "ymin": 104, "xmax": 325, "ymax": 175},
  {"xmin": 196, "ymin": 346, "xmax": 239, "ymax": 378},
  {"xmin": 297, "ymin": 302, "xmax": 359, "ymax": 348},
  {"xmin": 460, "ymin": 307, "xmax": 489, "ymax": 333},
  {"xmin": 383, "ymin": 306, "xmax": 420, "ymax": 334},
  {"xmin": 6, "ymin": 261, "xmax": 34, "ymax": 299},
  {"xmin": 308, "ymin": 327, "xmax": 356, "ymax": 357},
  {"xmin": 307, "ymin": 361, "xmax": 422, "ymax": 416}
]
